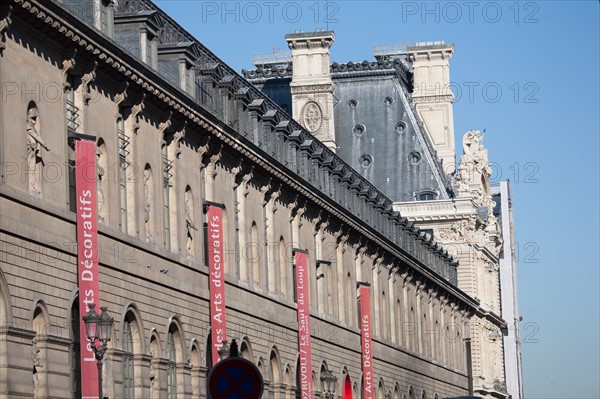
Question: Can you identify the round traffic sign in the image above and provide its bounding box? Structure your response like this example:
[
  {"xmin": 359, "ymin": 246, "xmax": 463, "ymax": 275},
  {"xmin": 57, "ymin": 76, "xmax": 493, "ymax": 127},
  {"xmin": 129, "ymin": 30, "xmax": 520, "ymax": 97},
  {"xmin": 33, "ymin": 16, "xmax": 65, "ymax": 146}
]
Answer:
[{"xmin": 207, "ymin": 357, "xmax": 264, "ymax": 399}]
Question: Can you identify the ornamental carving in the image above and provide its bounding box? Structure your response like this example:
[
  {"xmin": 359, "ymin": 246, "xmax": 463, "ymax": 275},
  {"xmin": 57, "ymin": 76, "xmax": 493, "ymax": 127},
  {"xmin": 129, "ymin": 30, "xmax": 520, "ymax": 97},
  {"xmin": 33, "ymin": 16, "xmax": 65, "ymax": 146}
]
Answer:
[
  {"xmin": 173, "ymin": 121, "xmax": 186, "ymax": 158},
  {"xmin": 455, "ymin": 130, "xmax": 495, "ymax": 209},
  {"xmin": 113, "ymin": 82, "xmax": 129, "ymax": 118},
  {"xmin": 81, "ymin": 61, "xmax": 98, "ymax": 105},
  {"xmin": 0, "ymin": 5, "xmax": 12, "ymax": 52},
  {"xmin": 290, "ymin": 84, "xmax": 333, "ymax": 94},
  {"xmin": 301, "ymin": 101, "xmax": 322, "ymax": 133},
  {"xmin": 60, "ymin": 48, "xmax": 77, "ymax": 92},
  {"xmin": 159, "ymin": 111, "xmax": 173, "ymax": 147},
  {"xmin": 413, "ymin": 94, "xmax": 453, "ymax": 103},
  {"xmin": 130, "ymin": 94, "xmax": 145, "ymax": 134}
]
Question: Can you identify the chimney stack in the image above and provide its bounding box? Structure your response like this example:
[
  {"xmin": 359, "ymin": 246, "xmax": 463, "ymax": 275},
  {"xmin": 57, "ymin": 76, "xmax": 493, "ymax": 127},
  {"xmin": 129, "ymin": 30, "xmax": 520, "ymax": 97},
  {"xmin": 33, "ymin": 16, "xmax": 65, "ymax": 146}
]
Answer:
[
  {"xmin": 408, "ymin": 42, "xmax": 456, "ymax": 173},
  {"xmin": 285, "ymin": 30, "xmax": 337, "ymax": 152}
]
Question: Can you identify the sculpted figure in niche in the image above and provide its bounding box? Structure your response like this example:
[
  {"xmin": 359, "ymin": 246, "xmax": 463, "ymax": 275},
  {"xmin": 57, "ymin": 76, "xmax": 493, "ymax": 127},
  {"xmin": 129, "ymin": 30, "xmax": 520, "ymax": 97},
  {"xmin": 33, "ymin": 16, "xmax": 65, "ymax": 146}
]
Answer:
[
  {"xmin": 32, "ymin": 338, "xmax": 43, "ymax": 398},
  {"xmin": 462, "ymin": 130, "xmax": 483, "ymax": 155},
  {"xmin": 96, "ymin": 147, "xmax": 105, "ymax": 222},
  {"xmin": 26, "ymin": 105, "xmax": 50, "ymax": 195},
  {"xmin": 185, "ymin": 189, "xmax": 198, "ymax": 254},
  {"xmin": 144, "ymin": 167, "xmax": 154, "ymax": 241},
  {"xmin": 149, "ymin": 346, "xmax": 159, "ymax": 399}
]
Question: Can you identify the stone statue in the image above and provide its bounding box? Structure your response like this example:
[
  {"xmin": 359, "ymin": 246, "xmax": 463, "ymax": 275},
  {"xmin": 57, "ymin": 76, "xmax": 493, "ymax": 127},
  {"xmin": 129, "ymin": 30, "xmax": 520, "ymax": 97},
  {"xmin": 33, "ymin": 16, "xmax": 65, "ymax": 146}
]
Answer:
[
  {"xmin": 149, "ymin": 346, "xmax": 158, "ymax": 399},
  {"xmin": 32, "ymin": 338, "xmax": 42, "ymax": 397},
  {"xmin": 96, "ymin": 147, "xmax": 105, "ymax": 222},
  {"xmin": 143, "ymin": 168, "xmax": 153, "ymax": 241},
  {"xmin": 462, "ymin": 130, "xmax": 483, "ymax": 155},
  {"xmin": 185, "ymin": 190, "xmax": 198, "ymax": 254},
  {"xmin": 26, "ymin": 107, "xmax": 49, "ymax": 195}
]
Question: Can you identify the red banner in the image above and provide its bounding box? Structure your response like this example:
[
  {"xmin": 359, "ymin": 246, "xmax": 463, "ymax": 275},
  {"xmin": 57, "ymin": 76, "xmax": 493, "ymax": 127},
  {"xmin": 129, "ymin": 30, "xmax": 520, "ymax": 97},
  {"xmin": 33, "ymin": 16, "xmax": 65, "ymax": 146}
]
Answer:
[
  {"xmin": 360, "ymin": 285, "xmax": 374, "ymax": 399},
  {"xmin": 76, "ymin": 140, "xmax": 100, "ymax": 399},
  {"xmin": 207, "ymin": 205, "xmax": 226, "ymax": 365},
  {"xmin": 295, "ymin": 250, "xmax": 313, "ymax": 399}
]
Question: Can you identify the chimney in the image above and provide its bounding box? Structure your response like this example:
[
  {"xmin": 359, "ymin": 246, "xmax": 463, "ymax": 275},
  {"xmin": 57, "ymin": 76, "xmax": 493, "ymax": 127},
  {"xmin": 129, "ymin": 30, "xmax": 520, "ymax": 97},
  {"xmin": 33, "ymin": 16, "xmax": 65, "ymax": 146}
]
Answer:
[
  {"xmin": 407, "ymin": 42, "xmax": 455, "ymax": 173},
  {"xmin": 285, "ymin": 30, "xmax": 337, "ymax": 152}
]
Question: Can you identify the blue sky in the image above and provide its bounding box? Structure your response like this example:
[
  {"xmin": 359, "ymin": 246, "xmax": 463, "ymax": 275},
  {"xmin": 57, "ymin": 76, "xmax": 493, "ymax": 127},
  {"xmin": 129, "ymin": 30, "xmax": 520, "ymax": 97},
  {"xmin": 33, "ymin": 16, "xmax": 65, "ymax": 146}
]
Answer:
[{"xmin": 155, "ymin": 1, "xmax": 600, "ymax": 397}]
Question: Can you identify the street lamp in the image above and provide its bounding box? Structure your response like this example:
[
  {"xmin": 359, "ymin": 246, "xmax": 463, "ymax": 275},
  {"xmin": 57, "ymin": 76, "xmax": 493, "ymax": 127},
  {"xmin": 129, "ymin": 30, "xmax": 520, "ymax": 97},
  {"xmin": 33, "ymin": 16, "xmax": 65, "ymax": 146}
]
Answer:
[
  {"xmin": 320, "ymin": 368, "xmax": 337, "ymax": 399},
  {"xmin": 82, "ymin": 304, "xmax": 114, "ymax": 399},
  {"xmin": 218, "ymin": 340, "xmax": 230, "ymax": 361}
]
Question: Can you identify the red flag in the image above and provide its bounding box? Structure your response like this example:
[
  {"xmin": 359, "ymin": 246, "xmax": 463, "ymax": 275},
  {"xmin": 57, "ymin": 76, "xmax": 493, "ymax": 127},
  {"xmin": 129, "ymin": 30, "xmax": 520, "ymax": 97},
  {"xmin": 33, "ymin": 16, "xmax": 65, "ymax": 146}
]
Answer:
[
  {"xmin": 207, "ymin": 205, "xmax": 227, "ymax": 365},
  {"xmin": 360, "ymin": 285, "xmax": 375, "ymax": 399},
  {"xmin": 76, "ymin": 140, "xmax": 100, "ymax": 399},
  {"xmin": 295, "ymin": 250, "xmax": 313, "ymax": 399}
]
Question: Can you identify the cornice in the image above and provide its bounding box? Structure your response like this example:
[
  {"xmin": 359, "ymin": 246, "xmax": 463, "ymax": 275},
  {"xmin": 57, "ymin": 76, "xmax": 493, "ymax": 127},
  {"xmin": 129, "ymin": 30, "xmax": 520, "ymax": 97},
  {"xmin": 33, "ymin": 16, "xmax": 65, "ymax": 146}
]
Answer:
[
  {"xmin": 413, "ymin": 94, "xmax": 454, "ymax": 103},
  {"xmin": 475, "ymin": 307, "xmax": 507, "ymax": 329}
]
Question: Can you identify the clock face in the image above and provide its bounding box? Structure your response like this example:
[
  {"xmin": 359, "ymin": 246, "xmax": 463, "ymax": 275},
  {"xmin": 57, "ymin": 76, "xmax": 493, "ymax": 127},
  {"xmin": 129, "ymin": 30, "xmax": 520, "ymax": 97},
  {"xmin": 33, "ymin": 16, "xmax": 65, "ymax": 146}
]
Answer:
[{"xmin": 302, "ymin": 101, "xmax": 322, "ymax": 133}]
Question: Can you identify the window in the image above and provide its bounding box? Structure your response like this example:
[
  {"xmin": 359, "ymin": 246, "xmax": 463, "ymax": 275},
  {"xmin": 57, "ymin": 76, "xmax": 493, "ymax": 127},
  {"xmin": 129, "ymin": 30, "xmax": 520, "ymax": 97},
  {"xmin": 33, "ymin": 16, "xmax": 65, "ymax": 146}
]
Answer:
[
  {"xmin": 122, "ymin": 320, "xmax": 135, "ymax": 399},
  {"xmin": 167, "ymin": 330, "xmax": 177, "ymax": 399},
  {"xmin": 416, "ymin": 191, "xmax": 437, "ymax": 201},
  {"xmin": 117, "ymin": 114, "xmax": 129, "ymax": 232},
  {"xmin": 250, "ymin": 222, "xmax": 260, "ymax": 284},
  {"xmin": 66, "ymin": 76, "xmax": 79, "ymax": 212},
  {"xmin": 69, "ymin": 301, "xmax": 81, "ymax": 399},
  {"xmin": 162, "ymin": 146, "xmax": 173, "ymax": 249}
]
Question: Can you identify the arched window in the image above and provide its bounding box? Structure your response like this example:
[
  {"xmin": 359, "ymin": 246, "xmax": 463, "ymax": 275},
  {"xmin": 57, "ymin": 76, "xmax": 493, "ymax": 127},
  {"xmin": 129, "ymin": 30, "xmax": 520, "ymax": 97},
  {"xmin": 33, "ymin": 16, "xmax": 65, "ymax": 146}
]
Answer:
[
  {"xmin": 205, "ymin": 332, "xmax": 213, "ymax": 369},
  {"xmin": 149, "ymin": 332, "xmax": 161, "ymax": 399},
  {"xmin": 32, "ymin": 303, "xmax": 49, "ymax": 399},
  {"xmin": 250, "ymin": 222, "xmax": 260, "ymax": 284},
  {"xmin": 190, "ymin": 342, "xmax": 201, "ymax": 399},
  {"xmin": 96, "ymin": 139, "xmax": 108, "ymax": 224},
  {"xmin": 396, "ymin": 299, "xmax": 402, "ymax": 344},
  {"xmin": 270, "ymin": 350, "xmax": 281, "ymax": 399},
  {"xmin": 409, "ymin": 306, "xmax": 416, "ymax": 351},
  {"xmin": 377, "ymin": 380, "xmax": 385, "ymax": 399},
  {"xmin": 416, "ymin": 190, "xmax": 437, "ymax": 201},
  {"xmin": 117, "ymin": 112, "xmax": 128, "ymax": 232},
  {"xmin": 122, "ymin": 319, "xmax": 134, "ymax": 399},
  {"xmin": 279, "ymin": 237, "xmax": 287, "ymax": 296},
  {"xmin": 184, "ymin": 186, "xmax": 196, "ymax": 256},
  {"xmin": 221, "ymin": 208, "xmax": 231, "ymax": 276},
  {"xmin": 381, "ymin": 291, "xmax": 388, "ymax": 340},
  {"xmin": 240, "ymin": 338, "xmax": 252, "ymax": 361},
  {"xmin": 393, "ymin": 384, "xmax": 401, "ymax": 399},
  {"xmin": 342, "ymin": 372, "xmax": 352, "ymax": 399},
  {"xmin": 69, "ymin": 299, "xmax": 81, "ymax": 399},
  {"xmin": 65, "ymin": 78, "xmax": 78, "ymax": 211},
  {"xmin": 285, "ymin": 366, "xmax": 293, "ymax": 399},
  {"xmin": 433, "ymin": 320, "xmax": 440, "ymax": 359},
  {"xmin": 422, "ymin": 314, "xmax": 428, "ymax": 356},
  {"xmin": 0, "ymin": 271, "xmax": 13, "ymax": 399},
  {"xmin": 346, "ymin": 273, "xmax": 354, "ymax": 326},
  {"xmin": 295, "ymin": 358, "xmax": 301, "ymax": 399},
  {"xmin": 167, "ymin": 328, "xmax": 177, "ymax": 399},
  {"xmin": 143, "ymin": 164, "xmax": 154, "ymax": 241},
  {"xmin": 360, "ymin": 375, "xmax": 364, "ymax": 399}
]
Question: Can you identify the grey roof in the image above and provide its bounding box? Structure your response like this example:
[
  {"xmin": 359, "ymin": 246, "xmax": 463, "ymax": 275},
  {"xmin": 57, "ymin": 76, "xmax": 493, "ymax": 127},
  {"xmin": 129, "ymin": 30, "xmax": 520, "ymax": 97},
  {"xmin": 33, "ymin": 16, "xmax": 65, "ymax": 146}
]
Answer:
[{"xmin": 244, "ymin": 59, "xmax": 454, "ymax": 201}]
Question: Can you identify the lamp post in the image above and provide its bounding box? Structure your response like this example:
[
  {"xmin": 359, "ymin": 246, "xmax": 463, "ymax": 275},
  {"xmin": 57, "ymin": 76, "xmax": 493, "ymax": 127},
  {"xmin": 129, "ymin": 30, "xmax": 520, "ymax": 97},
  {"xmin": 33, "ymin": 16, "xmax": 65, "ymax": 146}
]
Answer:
[
  {"xmin": 82, "ymin": 304, "xmax": 114, "ymax": 399},
  {"xmin": 217, "ymin": 340, "xmax": 230, "ymax": 361},
  {"xmin": 320, "ymin": 368, "xmax": 337, "ymax": 399}
]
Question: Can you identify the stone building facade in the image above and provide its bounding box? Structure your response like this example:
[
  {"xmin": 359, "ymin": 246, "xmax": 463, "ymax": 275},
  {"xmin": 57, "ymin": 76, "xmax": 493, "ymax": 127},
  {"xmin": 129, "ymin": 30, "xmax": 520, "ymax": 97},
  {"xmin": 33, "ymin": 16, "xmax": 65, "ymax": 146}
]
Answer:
[
  {"xmin": 244, "ymin": 32, "xmax": 518, "ymax": 399},
  {"xmin": 0, "ymin": 1, "xmax": 483, "ymax": 399},
  {"xmin": 395, "ymin": 134, "xmax": 508, "ymax": 398}
]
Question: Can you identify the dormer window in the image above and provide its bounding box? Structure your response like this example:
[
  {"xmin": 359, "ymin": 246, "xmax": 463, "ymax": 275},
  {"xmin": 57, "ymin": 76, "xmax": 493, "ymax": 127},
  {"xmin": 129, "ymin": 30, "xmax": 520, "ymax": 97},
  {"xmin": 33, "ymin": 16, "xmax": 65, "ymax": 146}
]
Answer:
[
  {"xmin": 416, "ymin": 190, "xmax": 437, "ymax": 201},
  {"xmin": 114, "ymin": 5, "xmax": 160, "ymax": 69}
]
